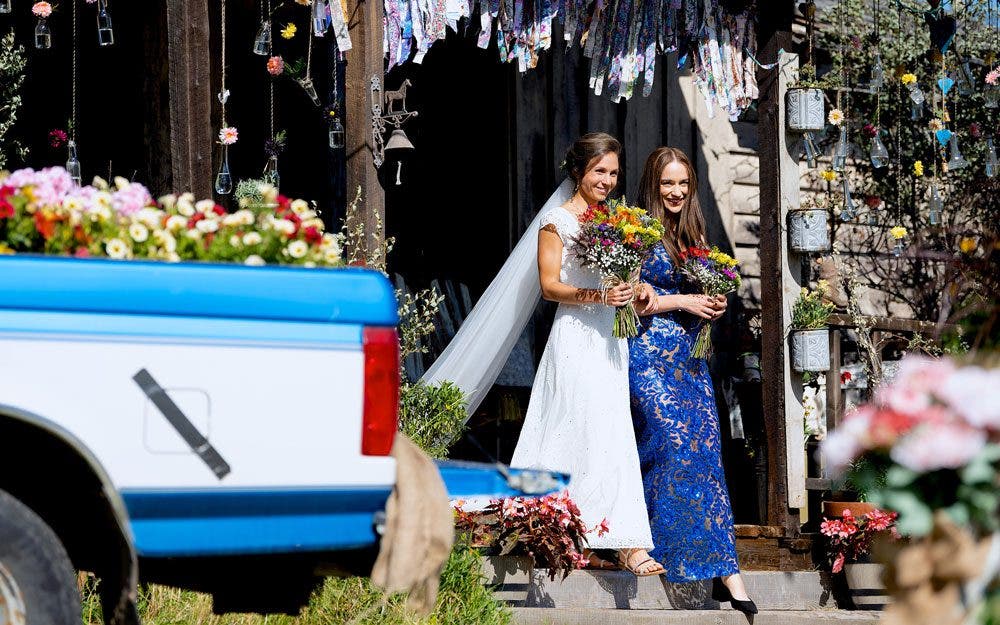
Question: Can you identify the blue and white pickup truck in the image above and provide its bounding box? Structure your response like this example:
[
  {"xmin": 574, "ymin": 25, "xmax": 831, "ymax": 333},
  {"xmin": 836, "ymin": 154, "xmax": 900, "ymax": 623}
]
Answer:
[{"xmin": 0, "ymin": 255, "xmax": 564, "ymax": 623}]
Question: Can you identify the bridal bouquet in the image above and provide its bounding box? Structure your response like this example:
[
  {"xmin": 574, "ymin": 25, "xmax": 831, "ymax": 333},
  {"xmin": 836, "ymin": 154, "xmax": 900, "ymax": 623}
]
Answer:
[
  {"xmin": 678, "ymin": 245, "xmax": 741, "ymax": 358},
  {"xmin": 572, "ymin": 199, "xmax": 664, "ymax": 338}
]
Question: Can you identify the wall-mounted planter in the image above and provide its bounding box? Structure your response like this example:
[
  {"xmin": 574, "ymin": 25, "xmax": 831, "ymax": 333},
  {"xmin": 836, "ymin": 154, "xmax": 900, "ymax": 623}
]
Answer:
[
  {"xmin": 791, "ymin": 328, "xmax": 831, "ymax": 372},
  {"xmin": 787, "ymin": 88, "xmax": 826, "ymax": 132},
  {"xmin": 788, "ymin": 208, "xmax": 831, "ymax": 252}
]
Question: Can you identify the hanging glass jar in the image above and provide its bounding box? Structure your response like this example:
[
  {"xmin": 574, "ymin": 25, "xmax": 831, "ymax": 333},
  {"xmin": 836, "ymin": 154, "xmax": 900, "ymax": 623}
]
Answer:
[
  {"xmin": 870, "ymin": 132, "xmax": 889, "ymax": 169},
  {"xmin": 928, "ymin": 183, "xmax": 943, "ymax": 225},
  {"xmin": 0, "ymin": 0, "xmax": 12, "ymax": 14},
  {"xmin": 906, "ymin": 83, "xmax": 925, "ymax": 120},
  {"xmin": 328, "ymin": 116, "xmax": 345, "ymax": 149},
  {"xmin": 96, "ymin": 0, "xmax": 114, "ymax": 46},
  {"xmin": 985, "ymin": 84, "xmax": 999, "ymax": 109},
  {"xmin": 34, "ymin": 17, "xmax": 52, "ymax": 49},
  {"xmin": 832, "ymin": 127, "xmax": 849, "ymax": 172},
  {"xmin": 215, "ymin": 145, "xmax": 233, "ymax": 195},
  {"xmin": 297, "ymin": 77, "xmax": 321, "ymax": 106},
  {"xmin": 840, "ymin": 176, "xmax": 857, "ymax": 221},
  {"xmin": 987, "ymin": 138, "xmax": 998, "ymax": 178},
  {"xmin": 312, "ymin": 0, "xmax": 329, "ymax": 35},
  {"xmin": 262, "ymin": 155, "xmax": 280, "ymax": 189},
  {"xmin": 869, "ymin": 52, "xmax": 885, "ymax": 92},
  {"xmin": 252, "ymin": 20, "xmax": 271, "ymax": 56},
  {"xmin": 946, "ymin": 134, "xmax": 969, "ymax": 171},
  {"xmin": 65, "ymin": 140, "xmax": 82, "ymax": 187}
]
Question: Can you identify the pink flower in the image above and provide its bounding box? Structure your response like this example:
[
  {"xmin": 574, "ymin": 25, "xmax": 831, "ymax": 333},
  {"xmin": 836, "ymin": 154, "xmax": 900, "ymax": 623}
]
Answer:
[
  {"xmin": 832, "ymin": 552, "xmax": 846, "ymax": 574},
  {"xmin": 937, "ymin": 365, "xmax": 1000, "ymax": 430},
  {"xmin": 890, "ymin": 422, "xmax": 986, "ymax": 472},
  {"xmin": 218, "ymin": 126, "xmax": 239, "ymax": 145},
  {"xmin": 32, "ymin": 1, "xmax": 52, "ymax": 17},
  {"xmin": 266, "ymin": 56, "xmax": 284, "ymax": 76},
  {"xmin": 48, "ymin": 129, "xmax": 68, "ymax": 149},
  {"xmin": 821, "ymin": 407, "xmax": 872, "ymax": 475},
  {"xmin": 987, "ymin": 67, "xmax": 1000, "ymax": 86},
  {"xmin": 865, "ymin": 509, "xmax": 897, "ymax": 532},
  {"xmin": 595, "ymin": 518, "xmax": 610, "ymax": 537}
]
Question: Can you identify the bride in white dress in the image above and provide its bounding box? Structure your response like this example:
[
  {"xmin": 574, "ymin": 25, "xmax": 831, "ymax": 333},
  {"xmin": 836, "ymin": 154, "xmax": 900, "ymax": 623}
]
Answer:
[{"xmin": 510, "ymin": 133, "xmax": 664, "ymax": 576}]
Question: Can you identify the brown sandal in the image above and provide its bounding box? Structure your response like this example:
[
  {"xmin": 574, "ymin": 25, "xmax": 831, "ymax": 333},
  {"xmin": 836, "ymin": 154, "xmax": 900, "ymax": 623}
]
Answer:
[
  {"xmin": 620, "ymin": 550, "xmax": 665, "ymax": 577},
  {"xmin": 584, "ymin": 551, "xmax": 618, "ymax": 570}
]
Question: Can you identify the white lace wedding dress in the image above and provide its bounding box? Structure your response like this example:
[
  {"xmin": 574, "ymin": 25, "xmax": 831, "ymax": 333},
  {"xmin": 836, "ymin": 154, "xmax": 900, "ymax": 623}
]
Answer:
[{"xmin": 510, "ymin": 206, "xmax": 654, "ymax": 550}]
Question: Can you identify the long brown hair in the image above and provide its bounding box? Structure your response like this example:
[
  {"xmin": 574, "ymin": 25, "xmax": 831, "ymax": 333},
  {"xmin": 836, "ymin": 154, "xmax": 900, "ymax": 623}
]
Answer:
[
  {"xmin": 636, "ymin": 147, "xmax": 705, "ymax": 265},
  {"xmin": 564, "ymin": 132, "xmax": 622, "ymax": 186}
]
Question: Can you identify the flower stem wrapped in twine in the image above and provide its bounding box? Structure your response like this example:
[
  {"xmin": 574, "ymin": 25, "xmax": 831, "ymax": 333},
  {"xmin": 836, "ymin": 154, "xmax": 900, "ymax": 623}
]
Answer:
[{"xmin": 601, "ymin": 273, "xmax": 641, "ymax": 339}]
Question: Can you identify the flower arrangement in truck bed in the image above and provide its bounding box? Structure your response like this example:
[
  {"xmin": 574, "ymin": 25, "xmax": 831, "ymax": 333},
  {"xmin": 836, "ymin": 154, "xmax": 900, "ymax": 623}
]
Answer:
[
  {"xmin": 571, "ymin": 198, "xmax": 665, "ymax": 338},
  {"xmin": 0, "ymin": 166, "xmax": 343, "ymax": 267}
]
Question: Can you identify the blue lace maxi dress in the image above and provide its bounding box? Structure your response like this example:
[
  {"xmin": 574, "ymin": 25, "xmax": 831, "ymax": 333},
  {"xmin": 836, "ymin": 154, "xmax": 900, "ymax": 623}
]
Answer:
[{"xmin": 628, "ymin": 242, "xmax": 740, "ymax": 583}]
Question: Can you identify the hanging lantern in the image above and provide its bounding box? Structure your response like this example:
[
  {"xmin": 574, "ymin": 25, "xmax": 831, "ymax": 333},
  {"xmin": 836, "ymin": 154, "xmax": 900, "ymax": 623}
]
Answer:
[
  {"xmin": 328, "ymin": 117, "xmax": 345, "ymax": 149},
  {"xmin": 252, "ymin": 21, "xmax": 271, "ymax": 56},
  {"xmin": 928, "ymin": 183, "xmax": 943, "ymax": 225},
  {"xmin": 96, "ymin": 0, "xmax": 114, "ymax": 46},
  {"xmin": 832, "ymin": 127, "xmax": 849, "ymax": 172},
  {"xmin": 0, "ymin": 0, "xmax": 11, "ymax": 14},
  {"xmin": 987, "ymin": 138, "xmax": 998, "ymax": 178},
  {"xmin": 870, "ymin": 132, "xmax": 889, "ymax": 169},
  {"xmin": 946, "ymin": 134, "xmax": 969, "ymax": 171},
  {"xmin": 65, "ymin": 140, "xmax": 82, "ymax": 187}
]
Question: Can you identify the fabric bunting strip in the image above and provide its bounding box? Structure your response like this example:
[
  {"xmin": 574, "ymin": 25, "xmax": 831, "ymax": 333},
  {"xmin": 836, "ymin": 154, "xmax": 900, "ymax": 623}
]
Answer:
[{"xmin": 383, "ymin": 0, "xmax": 762, "ymax": 115}]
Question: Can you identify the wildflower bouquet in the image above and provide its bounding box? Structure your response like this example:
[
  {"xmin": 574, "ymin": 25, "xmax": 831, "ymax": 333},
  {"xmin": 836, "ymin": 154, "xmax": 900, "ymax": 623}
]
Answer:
[
  {"xmin": 822, "ymin": 356, "xmax": 1000, "ymax": 538},
  {"xmin": 571, "ymin": 198, "xmax": 664, "ymax": 338},
  {"xmin": 677, "ymin": 245, "xmax": 741, "ymax": 358},
  {"xmin": 454, "ymin": 491, "xmax": 609, "ymax": 580},
  {"xmin": 0, "ymin": 166, "xmax": 343, "ymax": 267},
  {"xmin": 820, "ymin": 507, "xmax": 899, "ymax": 573}
]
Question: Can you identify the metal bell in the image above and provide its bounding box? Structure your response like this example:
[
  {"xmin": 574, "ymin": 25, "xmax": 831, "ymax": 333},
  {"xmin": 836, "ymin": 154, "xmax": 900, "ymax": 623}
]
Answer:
[{"xmin": 385, "ymin": 129, "xmax": 415, "ymax": 151}]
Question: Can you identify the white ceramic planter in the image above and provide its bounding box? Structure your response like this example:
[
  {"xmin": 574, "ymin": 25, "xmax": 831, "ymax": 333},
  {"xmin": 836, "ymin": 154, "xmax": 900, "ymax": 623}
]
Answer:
[
  {"xmin": 788, "ymin": 209, "xmax": 831, "ymax": 252},
  {"xmin": 791, "ymin": 328, "xmax": 831, "ymax": 372},
  {"xmin": 787, "ymin": 88, "xmax": 826, "ymax": 132},
  {"xmin": 843, "ymin": 562, "xmax": 889, "ymax": 610}
]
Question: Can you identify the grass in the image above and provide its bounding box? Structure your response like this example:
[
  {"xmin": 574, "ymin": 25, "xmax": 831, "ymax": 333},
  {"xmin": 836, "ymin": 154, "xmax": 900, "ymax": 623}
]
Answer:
[{"xmin": 81, "ymin": 543, "xmax": 510, "ymax": 625}]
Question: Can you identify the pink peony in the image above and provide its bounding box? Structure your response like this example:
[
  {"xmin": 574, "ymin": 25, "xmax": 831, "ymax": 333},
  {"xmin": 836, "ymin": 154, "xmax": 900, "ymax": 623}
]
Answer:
[
  {"xmin": 890, "ymin": 422, "xmax": 987, "ymax": 472},
  {"xmin": 32, "ymin": 1, "xmax": 52, "ymax": 17}
]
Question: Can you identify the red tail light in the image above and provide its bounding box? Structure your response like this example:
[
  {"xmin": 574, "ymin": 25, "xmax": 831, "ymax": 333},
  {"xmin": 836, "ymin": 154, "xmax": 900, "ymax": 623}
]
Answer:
[{"xmin": 362, "ymin": 327, "xmax": 400, "ymax": 456}]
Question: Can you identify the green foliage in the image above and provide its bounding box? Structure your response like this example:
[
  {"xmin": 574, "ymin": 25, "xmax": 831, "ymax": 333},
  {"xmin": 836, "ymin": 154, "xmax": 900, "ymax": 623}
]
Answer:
[
  {"xmin": 791, "ymin": 282, "xmax": 836, "ymax": 329},
  {"xmin": 82, "ymin": 542, "xmax": 510, "ymax": 624},
  {"xmin": 234, "ymin": 178, "xmax": 267, "ymax": 207},
  {"xmin": 397, "ymin": 286, "xmax": 445, "ymax": 366},
  {"xmin": 399, "ymin": 381, "xmax": 468, "ymax": 459},
  {"xmin": 0, "ymin": 30, "xmax": 28, "ymax": 170}
]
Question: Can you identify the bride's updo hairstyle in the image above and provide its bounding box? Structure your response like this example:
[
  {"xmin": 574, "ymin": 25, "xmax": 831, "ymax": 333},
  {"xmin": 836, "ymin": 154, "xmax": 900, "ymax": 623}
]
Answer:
[{"xmin": 564, "ymin": 133, "xmax": 622, "ymax": 186}]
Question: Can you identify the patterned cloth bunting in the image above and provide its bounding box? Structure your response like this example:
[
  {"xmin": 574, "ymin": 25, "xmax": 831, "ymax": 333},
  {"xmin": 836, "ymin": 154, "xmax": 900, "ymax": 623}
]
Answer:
[{"xmin": 383, "ymin": 0, "xmax": 759, "ymax": 115}]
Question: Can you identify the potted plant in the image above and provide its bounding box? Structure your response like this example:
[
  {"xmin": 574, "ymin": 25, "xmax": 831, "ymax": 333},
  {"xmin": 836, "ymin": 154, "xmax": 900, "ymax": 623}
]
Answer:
[
  {"xmin": 787, "ymin": 64, "xmax": 827, "ymax": 132},
  {"xmin": 788, "ymin": 197, "xmax": 831, "ymax": 252},
  {"xmin": 820, "ymin": 507, "xmax": 899, "ymax": 609},
  {"xmin": 790, "ymin": 281, "xmax": 836, "ymax": 374}
]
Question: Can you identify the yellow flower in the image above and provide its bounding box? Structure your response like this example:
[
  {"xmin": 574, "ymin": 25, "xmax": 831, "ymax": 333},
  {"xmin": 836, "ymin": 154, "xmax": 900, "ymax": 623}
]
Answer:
[
  {"xmin": 281, "ymin": 23, "xmax": 297, "ymax": 39},
  {"xmin": 913, "ymin": 160, "xmax": 924, "ymax": 177},
  {"xmin": 0, "ymin": 243, "xmax": 13, "ymax": 255},
  {"xmin": 959, "ymin": 237, "xmax": 977, "ymax": 254},
  {"xmin": 901, "ymin": 73, "xmax": 917, "ymax": 85},
  {"xmin": 890, "ymin": 226, "xmax": 908, "ymax": 240},
  {"xmin": 820, "ymin": 169, "xmax": 837, "ymax": 182},
  {"xmin": 828, "ymin": 108, "xmax": 845, "ymax": 126}
]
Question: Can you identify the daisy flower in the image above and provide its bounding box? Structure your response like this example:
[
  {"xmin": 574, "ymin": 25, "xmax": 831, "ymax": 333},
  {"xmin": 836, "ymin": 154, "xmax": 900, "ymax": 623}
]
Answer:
[
  {"xmin": 244, "ymin": 254, "xmax": 266, "ymax": 266},
  {"xmin": 900, "ymin": 73, "xmax": 917, "ymax": 85},
  {"xmin": 828, "ymin": 108, "xmax": 845, "ymax": 126},
  {"xmin": 105, "ymin": 238, "xmax": 130, "ymax": 259},
  {"xmin": 128, "ymin": 222, "xmax": 149, "ymax": 243},
  {"xmin": 928, "ymin": 118, "xmax": 944, "ymax": 132},
  {"xmin": 218, "ymin": 126, "xmax": 239, "ymax": 145}
]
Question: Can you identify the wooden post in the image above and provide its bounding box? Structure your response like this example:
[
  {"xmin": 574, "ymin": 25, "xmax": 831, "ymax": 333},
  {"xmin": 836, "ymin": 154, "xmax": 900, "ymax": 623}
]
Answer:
[
  {"xmin": 344, "ymin": 0, "xmax": 385, "ymax": 251},
  {"xmin": 756, "ymin": 1, "xmax": 800, "ymax": 536}
]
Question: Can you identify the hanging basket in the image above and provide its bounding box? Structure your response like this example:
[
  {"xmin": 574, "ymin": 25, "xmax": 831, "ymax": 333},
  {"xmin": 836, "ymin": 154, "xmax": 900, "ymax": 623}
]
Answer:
[
  {"xmin": 787, "ymin": 88, "xmax": 826, "ymax": 132},
  {"xmin": 791, "ymin": 328, "xmax": 831, "ymax": 372},
  {"xmin": 788, "ymin": 208, "xmax": 831, "ymax": 252}
]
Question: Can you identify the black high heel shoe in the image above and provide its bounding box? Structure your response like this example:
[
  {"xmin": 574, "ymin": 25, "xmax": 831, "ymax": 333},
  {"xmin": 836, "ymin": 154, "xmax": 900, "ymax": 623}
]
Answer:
[{"xmin": 712, "ymin": 577, "xmax": 759, "ymax": 615}]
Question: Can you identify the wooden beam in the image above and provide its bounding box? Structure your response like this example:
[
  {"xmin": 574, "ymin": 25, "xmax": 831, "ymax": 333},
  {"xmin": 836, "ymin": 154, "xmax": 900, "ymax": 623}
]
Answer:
[
  {"xmin": 756, "ymin": 0, "xmax": 799, "ymax": 536},
  {"xmin": 344, "ymin": 0, "xmax": 385, "ymax": 252}
]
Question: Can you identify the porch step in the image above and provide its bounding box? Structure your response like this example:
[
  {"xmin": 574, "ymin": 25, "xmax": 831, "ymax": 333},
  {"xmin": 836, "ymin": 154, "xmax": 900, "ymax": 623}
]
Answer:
[
  {"xmin": 484, "ymin": 558, "xmax": 843, "ymax": 610},
  {"xmin": 510, "ymin": 608, "xmax": 882, "ymax": 625}
]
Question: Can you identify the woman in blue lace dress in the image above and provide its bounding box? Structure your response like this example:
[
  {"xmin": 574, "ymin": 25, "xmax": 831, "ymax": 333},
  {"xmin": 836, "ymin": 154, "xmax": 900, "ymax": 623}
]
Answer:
[{"xmin": 630, "ymin": 147, "xmax": 757, "ymax": 614}]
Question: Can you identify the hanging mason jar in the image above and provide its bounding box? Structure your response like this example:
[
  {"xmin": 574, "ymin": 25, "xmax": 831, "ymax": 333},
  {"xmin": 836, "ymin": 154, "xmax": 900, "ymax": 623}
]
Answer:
[
  {"xmin": 328, "ymin": 117, "xmax": 345, "ymax": 149},
  {"xmin": 870, "ymin": 132, "xmax": 889, "ymax": 169},
  {"xmin": 96, "ymin": 0, "xmax": 114, "ymax": 46},
  {"xmin": 987, "ymin": 138, "xmax": 998, "ymax": 178},
  {"xmin": 832, "ymin": 127, "xmax": 849, "ymax": 172},
  {"xmin": 215, "ymin": 145, "xmax": 233, "ymax": 195},
  {"xmin": 0, "ymin": 0, "xmax": 12, "ymax": 14},
  {"xmin": 312, "ymin": 0, "xmax": 329, "ymax": 35},
  {"xmin": 252, "ymin": 20, "xmax": 271, "ymax": 56},
  {"xmin": 65, "ymin": 140, "xmax": 82, "ymax": 187},
  {"xmin": 34, "ymin": 17, "xmax": 52, "ymax": 49},
  {"xmin": 262, "ymin": 155, "xmax": 280, "ymax": 189}
]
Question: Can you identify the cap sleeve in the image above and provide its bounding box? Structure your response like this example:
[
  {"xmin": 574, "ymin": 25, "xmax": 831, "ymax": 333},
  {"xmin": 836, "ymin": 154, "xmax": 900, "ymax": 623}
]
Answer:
[{"xmin": 539, "ymin": 208, "xmax": 574, "ymax": 247}]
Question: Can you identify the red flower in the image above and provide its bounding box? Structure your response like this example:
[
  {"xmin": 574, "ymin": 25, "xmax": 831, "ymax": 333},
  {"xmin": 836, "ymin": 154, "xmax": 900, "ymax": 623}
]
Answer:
[
  {"xmin": 34, "ymin": 211, "xmax": 57, "ymax": 240},
  {"xmin": 276, "ymin": 194, "xmax": 291, "ymax": 210},
  {"xmin": 48, "ymin": 129, "xmax": 68, "ymax": 149},
  {"xmin": 213, "ymin": 204, "xmax": 226, "ymax": 216},
  {"xmin": 303, "ymin": 226, "xmax": 322, "ymax": 245},
  {"xmin": 0, "ymin": 186, "xmax": 14, "ymax": 219},
  {"xmin": 187, "ymin": 212, "xmax": 206, "ymax": 229},
  {"xmin": 74, "ymin": 247, "xmax": 91, "ymax": 258},
  {"xmin": 864, "ymin": 195, "xmax": 881, "ymax": 209},
  {"xmin": 863, "ymin": 124, "xmax": 879, "ymax": 138},
  {"xmin": 840, "ymin": 371, "xmax": 853, "ymax": 384}
]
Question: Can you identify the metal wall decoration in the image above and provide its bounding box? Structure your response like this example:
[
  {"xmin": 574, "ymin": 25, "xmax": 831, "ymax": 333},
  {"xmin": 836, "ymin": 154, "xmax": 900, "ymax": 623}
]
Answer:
[
  {"xmin": 788, "ymin": 208, "xmax": 830, "ymax": 253},
  {"xmin": 370, "ymin": 76, "xmax": 418, "ymax": 178},
  {"xmin": 790, "ymin": 329, "xmax": 831, "ymax": 373}
]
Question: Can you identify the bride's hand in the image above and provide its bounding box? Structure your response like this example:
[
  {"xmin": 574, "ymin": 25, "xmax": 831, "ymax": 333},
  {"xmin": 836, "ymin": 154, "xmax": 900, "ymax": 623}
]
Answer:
[
  {"xmin": 680, "ymin": 294, "xmax": 718, "ymax": 319},
  {"xmin": 605, "ymin": 283, "xmax": 634, "ymax": 307}
]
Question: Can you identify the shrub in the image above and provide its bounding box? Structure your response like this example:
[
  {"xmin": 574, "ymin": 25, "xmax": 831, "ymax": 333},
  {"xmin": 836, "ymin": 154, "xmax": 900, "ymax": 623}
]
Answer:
[{"xmin": 398, "ymin": 381, "xmax": 467, "ymax": 459}]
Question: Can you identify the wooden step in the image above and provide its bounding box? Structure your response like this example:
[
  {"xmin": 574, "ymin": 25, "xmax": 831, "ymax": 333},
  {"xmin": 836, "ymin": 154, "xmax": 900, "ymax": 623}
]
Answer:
[
  {"xmin": 511, "ymin": 608, "xmax": 881, "ymax": 625},
  {"xmin": 484, "ymin": 558, "xmax": 843, "ymax": 611}
]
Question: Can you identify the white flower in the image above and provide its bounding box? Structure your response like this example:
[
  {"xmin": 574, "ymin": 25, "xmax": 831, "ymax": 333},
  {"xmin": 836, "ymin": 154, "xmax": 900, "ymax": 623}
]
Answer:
[
  {"xmin": 242, "ymin": 231, "xmax": 263, "ymax": 246},
  {"xmin": 196, "ymin": 219, "xmax": 219, "ymax": 233},
  {"xmin": 258, "ymin": 183, "xmax": 277, "ymax": 203},
  {"xmin": 165, "ymin": 215, "xmax": 187, "ymax": 232},
  {"xmin": 244, "ymin": 254, "xmax": 266, "ymax": 266},
  {"xmin": 166, "ymin": 252, "xmax": 181, "ymax": 262},
  {"xmin": 290, "ymin": 199, "xmax": 310, "ymax": 215},
  {"xmin": 286, "ymin": 240, "xmax": 308, "ymax": 259},
  {"xmin": 176, "ymin": 198, "xmax": 195, "ymax": 217},
  {"xmin": 273, "ymin": 218, "xmax": 296, "ymax": 236},
  {"xmin": 113, "ymin": 176, "xmax": 131, "ymax": 191},
  {"xmin": 820, "ymin": 410, "xmax": 870, "ymax": 476},
  {"xmin": 178, "ymin": 192, "xmax": 195, "ymax": 204},
  {"xmin": 229, "ymin": 235, "xmax": 242, "ymax": 247},
  {"xmin": 938, "ymin": 366, "xmax": 1000, "ymax": 429},
  {"xmin": 158, "ymin": 193, "xmax": 177, "ymax": 208},
  {"xmin": 91, "ymin": 175, "xmax": 110, "ymax": 191},
  {"xmin": 299, "ymin": 210, "xmax": 318, "ymax": 221},
  {"xmin": 302, "ymin": 217, "xmax": 324, "ymax": 230},
  {"xmin": 90, "ymin": 205, "xmax": 112, "ymax": 222},
  {"xmin": 303, "ymin": 261, "xmax": 316, "ymax": 268},
  {"xmin": 185, "ymin": 229, "xmax": 202, "ymax": 240},
  {"xmin": 135, "ymin": 208, "xmax": 164, "ymax": 229},
  {"xmin": 128, "ymin": 222, "xmax": 150, "ymax": 242},
  {"xmin": 63, "ymin": 197, "xmax": 83, "ymax": 212},
  {"xmin": 195, "ymin": 199, "xmax": 216, "ymax": 214},
  {"xmin": 94, "ymin": 191, "xmax": 113, "ymax": 209},
  {"xmin": 153, "ymin": 230, "xmax": 176, "ymax": 253},
  {"xmin": 323, "ymin": 248, "xmax": 342, "ymax": 265},
  {"xmin": 105, "ymin": 238, "xmax": 130, "ymax": 259}
]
